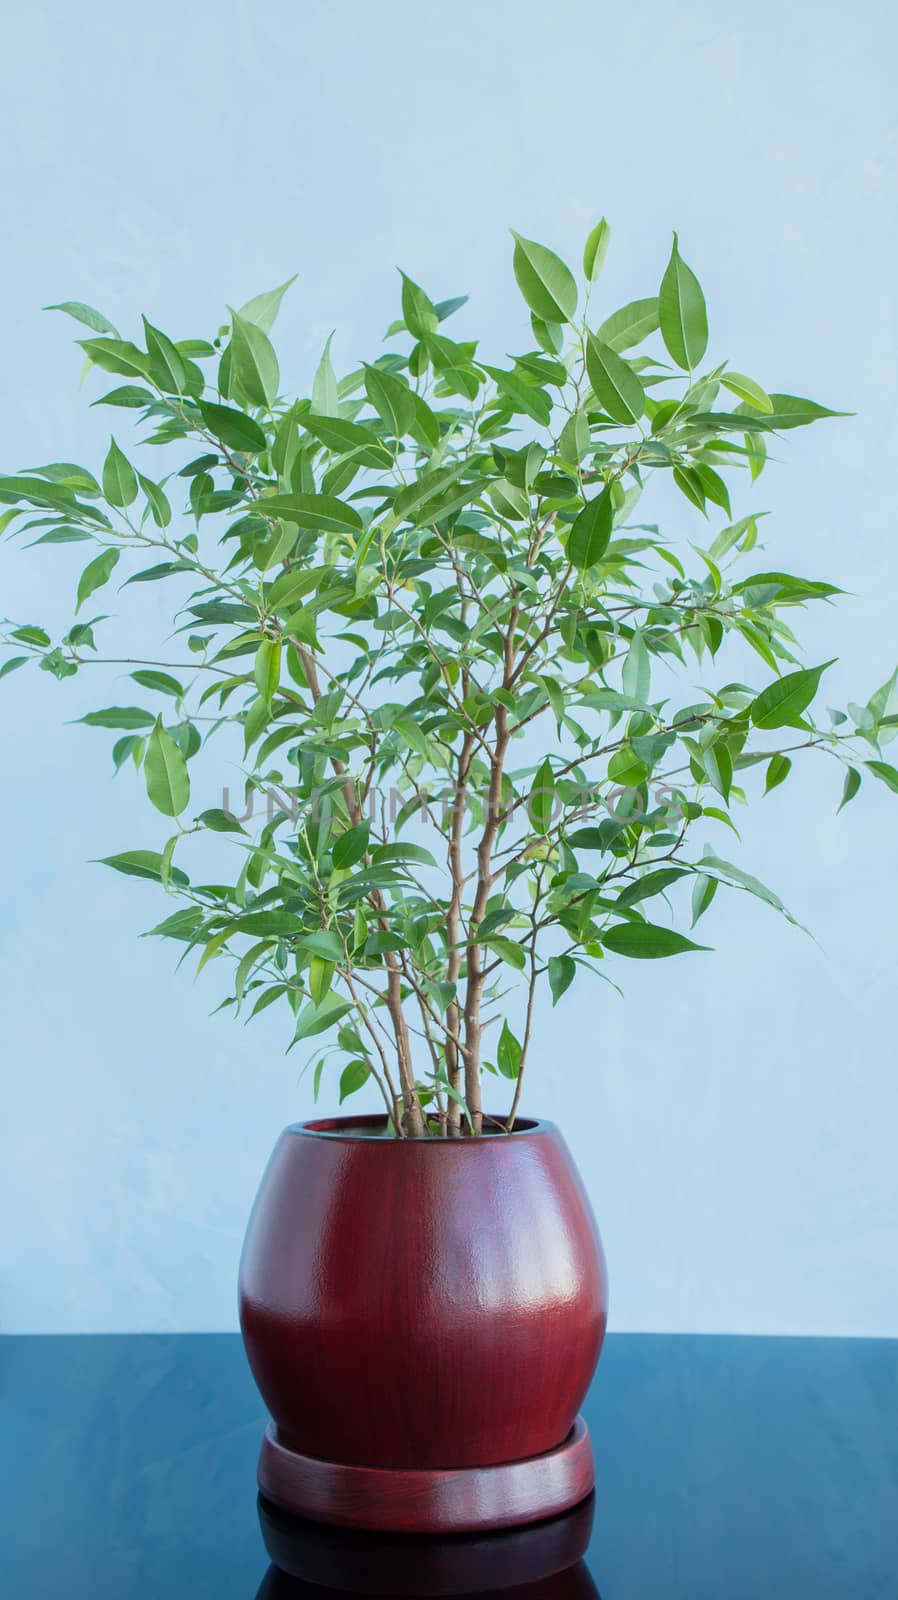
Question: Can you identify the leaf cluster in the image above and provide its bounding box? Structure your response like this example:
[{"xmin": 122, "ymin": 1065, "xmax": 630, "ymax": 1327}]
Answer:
[{"xmin": 2, "ymin": 230, "xmax": 893, "ymax": 1135}]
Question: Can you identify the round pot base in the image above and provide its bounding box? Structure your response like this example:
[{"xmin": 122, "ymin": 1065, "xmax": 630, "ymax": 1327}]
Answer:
[{"xmin": 257, "ymin": 1415, "xmax": 595, "ymax": 1535}]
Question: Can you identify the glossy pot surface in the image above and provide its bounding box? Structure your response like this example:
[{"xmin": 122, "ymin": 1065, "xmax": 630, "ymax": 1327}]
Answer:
[{"xmin": 239, "ymin": 1115, "xmax": 608, "ymax": 1472}]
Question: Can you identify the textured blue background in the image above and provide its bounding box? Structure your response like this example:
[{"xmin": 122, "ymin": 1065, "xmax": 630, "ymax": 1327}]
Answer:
[{"xmin": 1, "ymin": 0, "xmax": 896, "ymax": 1333}]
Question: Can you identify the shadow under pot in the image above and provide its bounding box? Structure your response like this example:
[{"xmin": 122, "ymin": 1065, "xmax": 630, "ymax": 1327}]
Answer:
[{"xmin": 239, "ymin": 1115, "xmax": 608, "ymax": 1534}]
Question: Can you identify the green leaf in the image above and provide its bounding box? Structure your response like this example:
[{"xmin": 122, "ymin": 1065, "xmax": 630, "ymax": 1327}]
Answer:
[
  {"xmin": 27, "ymin": 526, "xmax": 92, "ymax": 546},
  {"xmin": 298, "ymin": 413, "xmax": 391, "ymax": 466},
  {"xmin": 583, "ymin": 218, "xmax": 610, "ymax": 282},
  {"xmin": 659, "ymin": 234, "xmax": 708, "ymax": 370},
  {"xmin": 237, "ymin": 274, "xmax": 297, "ymax": 333},
  {"xmin": 766, "ymin": 394, "xmax": 849, "ymax": 428},
  {"xmin": 691, "ymin": 873, "xmax": 718, "ymax": 927},
  {"xmin": 364, "ymin": 364, "xmax": 414, "ymax": 437},
  {"xmin": 699, "ymin": 852, "xmax": 802, "ymax": 927},
  {"xmin": 255, "ymin": 492, "xmax": 362, "ymax": 535},
  {"xmin": 838, "ymin": 766, "xmax": 862, "ymax": 811},
  {"xmin": 11, "ymin": 625, "xmax": 50, "ymax": 647},
  {"xmin": 91, "ymin": 385, "xmax": 155, "ymax": 409},
  {"xmin": 568, "ymin": 487, "xmax": 614, "ymax": 570},
  {"xmin": 684, "ymin": 411, "xmax": 774, "ymax": 435},
  {"xmin": 230, "ymin": 311, "xmax": 280, "ymax": 409},
  {"xmin": 197, "ymin": 807, "xmax": 247, "ymax": 833},
  {"xmin": 621, "ymin": 629, "xmax": 651, "ymax": 703},
  {"xmin": 312, "ymin": 333, "xmax": 339, "ymax": 416},
  {"xmin": 673, "ymin": 465, "xmax": 706, "ymax": 512},
  {"xmin": 695, "ymin": 463, "xmax": 731, "ymax": 517},
  {"xmin": 78, "ymin": 338, "xmax": 151, "ymax": 380},
  {"xmin": 265, "ymin": 567, "xmax": 320, "ymax": 612},
  {"xmin": 177, "ymin": 340, "xmax": 216, "ymax": 358},
  {"xmin": 434, "ymin": 294, "xmax": 468, "ymax": 323},
  {"xmin": 617, "ymin": 867, "xmax": 688, "ymax": 909},
  {"xmin": 248, "ymin": 985, "xmax": 288, "ymax": 1020},
  {"xmin": 233, "ymin": 911, "xmax": 300, "ymax": 937},
  {"xmin": 608, "ymin": 745, "xmax": 648, "ymax": 786},
  {"xmin": 721, "ymin": 371, "xmax": 773, "ymax": 413},
  {"xmin": 529, "ymin": 315, "xmax": 563, "ymax": 354},
  {"xmin": 735, "ymin": 572, "xmax": 841, "ymax": 604},
  {"xmin": 298, "ymin": 931, "xmax": 345, "ymax": 964},
  {"xmin": 702, "ymin": 742, "xmax": 732, "ymax": 800},
  {"xmin": 332, "ymin": 821, "xmax": 370, "ymax": 869},
  {"xmin": 701, "ymin": 806, "xmax": 741, "ymax": 837},
  {"xmin": 865, "ymin": 760, "xmax": 898, "ymax": 795},
  {"xmin": 482, "ymin": 365, "xmax": 552, "ymax": 425},
  {"xmin": 585, "ymin": 333, "xmax": 645, "ymax": 424},
  {"xmin": 46, "ymin": 300, "xmax": 120, "ymax": 337},
  {"xmin": 254, "ymin": 637, "xmax": 282, "ymax": 705},
  {"xmin": 372, "ymin": 842, "xmax": 439, "ymax": 869},
  {"xmin": 597, "ymin": 297, "xmax": 660, "ymax": 353},
  {"xmin": 112, "ymin": 735, "xmax": 142, "ymax": 771},
  {"xmin": 390, "ymin": 717, "xmax": 431, "ymax": 759},
  {"xmin": 548, "ymin": 953, "xmax": 576, "ymax": 1005},
  {"xmin": 400, "ymin": 271, "xmax": 438, "ymax": 337},
  {"xmin": 98, "ymin": 849, "xmax": 188, "ymax": 886},
  {"xmin": 392, "ymin": 464, "xmax": 469, "ymax": 525},
  {"xmin": 452, "ymin": 528, "xmax": 507, "ymax": 572},
  {"xmin": 197, "ymin": 400, "xmax": 267, "ymax": 454},
  {"xmin": 243, "ymin": 696, "xmax": 270, "ymax": 753},
  {"xmin": 123, "ymin": 562, "xmax": 190, "ymax": 585},
  {"xmin": 865, "ymin": 667, "xmax": 898, "ymax": 727},
  {"xmin": 76, "ymin": 548, "xmax": 119, "ymax": 612},
  {"xmin": 102, "ymin": 438, "xmax": 138, "ymax": 507},
  {"xmin": 339, "ymin": 1059, "xmax": 370, "ymax": 1103},
  {"xmin": 496, "ymin": 1020, "xmax": 523, "ymax": 1079},
  {"xmin": 80, "ymin": 705, "xmax": 155, "ymax": 729},
  {"xmin": 746, "ymin": 431, "xmax": 767, "ymax": 481},
  {"xmin": 566, "ymin": 826, "xmax": 611, "ymax": 851},
  {"xmin": 399, "ymin": 471, "xmax": 488, "ymax": 532},
  {"xmin": 309, "ymin": 955, "xmax": 335, "ymax": 1007},
  {"xmin": 484, "ymin": 936, "xmax": 527, "ymax": 972},
  {"xmin": 143, "ymin": 318, "xmax": 187, "ymax": 394},
  {"xmin": 159, "ymin": 832, "xmax": 180, "ymax": 891},
  {"xmin": 511, "ymin": 231, "xmax": 577, "ymax": 323},
  {"xmin": 529, "ymin": 758, "xmax": 556, "ymax": 836},
  {"xmin": 764, "ymin": 753, "xmax": 792, "ymax": 794},
  {"xmin": 39, "ymin": 651, "xmax": 76, "ymax": 680},
  {"xmin": 144, "ymin": 717, "xmax": 190, "ymax": 817},
  {"xmin": 603, "ymin": 921, "xmax": 709, "ymax": 959},
  {"xmin": 708, "ymin": 514, "xmax": 762, "ymax": 561},
  {"xmin": 750, "ymin": 661, "xmax": 834, "ymax": 729},
  {"xmin": 0, "ymin": 475, "xmax": 80, "ymax": 511},
  {"xmin": 138, "ymin": 474, "xmax": 172, "ymax": 527},
  {"xmin": 143, "ymin": 907, "xmax": 203, "ymax": 941},
  {"xmin": 292, "ymin": 993, "xmax": 352, "ymax": 1043},
  {"xmin": 0, "ymin": 655, "xmax": 28, "ymax": 680}
]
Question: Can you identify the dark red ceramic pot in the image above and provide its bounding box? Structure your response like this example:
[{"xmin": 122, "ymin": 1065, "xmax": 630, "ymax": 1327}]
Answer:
[{"xmin": 239, "ymin": 1115, "xmax": 608, "ymax": 1533}]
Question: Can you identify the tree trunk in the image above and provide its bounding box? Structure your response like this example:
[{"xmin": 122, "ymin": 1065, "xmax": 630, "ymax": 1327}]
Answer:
[{"xmin": 462, "ymin": 708, "xmax": 510, "ymax": 1137}]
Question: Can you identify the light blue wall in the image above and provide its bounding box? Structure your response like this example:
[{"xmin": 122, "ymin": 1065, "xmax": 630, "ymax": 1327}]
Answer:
[{"xmin": 2, "ymin": 0, "xmax": 897, "ymax": 1334}]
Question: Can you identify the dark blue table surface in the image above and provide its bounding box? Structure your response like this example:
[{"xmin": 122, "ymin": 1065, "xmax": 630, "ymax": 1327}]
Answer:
[{"xmin": 1, "ymin": 1333, "xmax": 896, "ymax": 1598}]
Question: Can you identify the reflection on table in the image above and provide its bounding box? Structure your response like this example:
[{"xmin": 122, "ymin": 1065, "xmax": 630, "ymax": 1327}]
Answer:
[{"xmin": 254, "ymin": 1490, "xmax": 599, "ymax": 1598}]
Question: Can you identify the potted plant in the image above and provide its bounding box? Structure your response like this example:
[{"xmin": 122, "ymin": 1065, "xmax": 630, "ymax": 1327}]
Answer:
[{"xmin": 3, "ymin": 222, "xmax": 895, "ymax": 1532}]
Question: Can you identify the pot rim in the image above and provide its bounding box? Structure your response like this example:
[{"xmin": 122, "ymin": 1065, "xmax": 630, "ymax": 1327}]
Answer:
[{"xmin": 285, "ymin": 1112, "xmax": 556, "ymax": 1142}]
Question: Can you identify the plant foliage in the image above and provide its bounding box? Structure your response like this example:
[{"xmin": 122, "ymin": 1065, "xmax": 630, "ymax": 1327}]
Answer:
[{"xmin": 3, "ymin": 227, "xmax": 895, "ymax": 1136}]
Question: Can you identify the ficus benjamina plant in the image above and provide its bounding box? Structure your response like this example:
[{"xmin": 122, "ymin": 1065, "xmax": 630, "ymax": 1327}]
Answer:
[{"xmin": 2, "ymin": 223, "xmax": 896, "ymax": 1138}]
